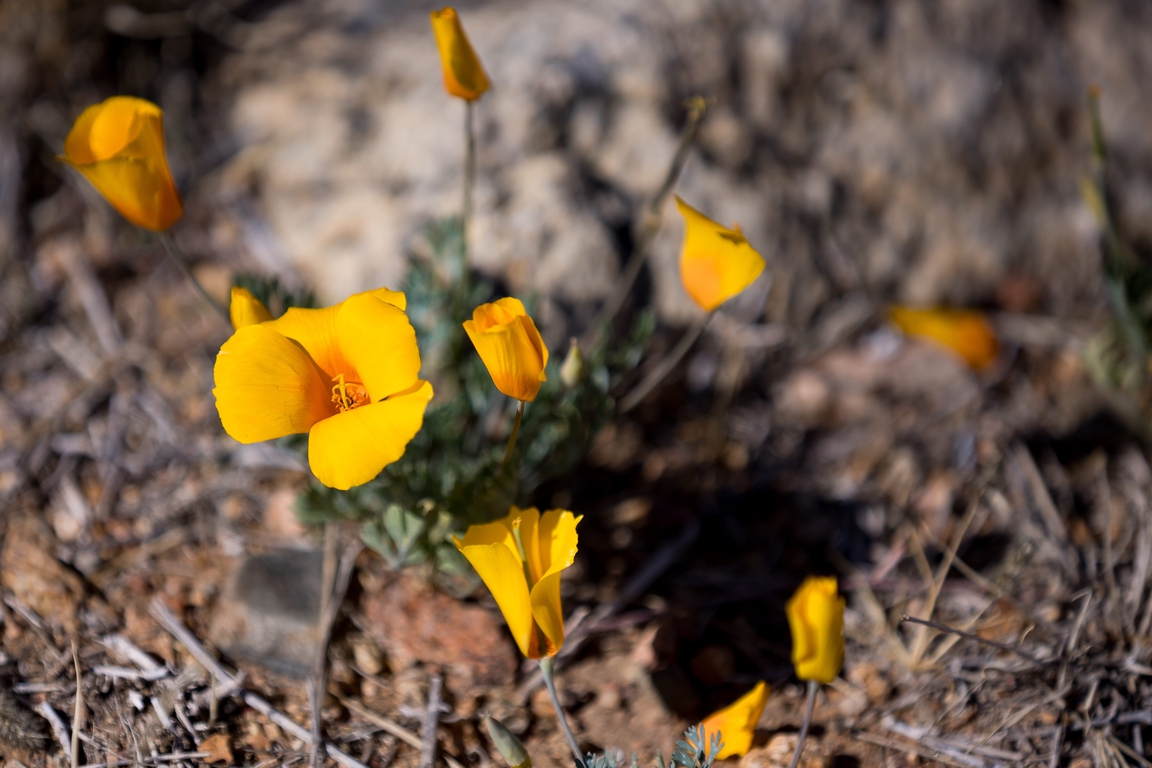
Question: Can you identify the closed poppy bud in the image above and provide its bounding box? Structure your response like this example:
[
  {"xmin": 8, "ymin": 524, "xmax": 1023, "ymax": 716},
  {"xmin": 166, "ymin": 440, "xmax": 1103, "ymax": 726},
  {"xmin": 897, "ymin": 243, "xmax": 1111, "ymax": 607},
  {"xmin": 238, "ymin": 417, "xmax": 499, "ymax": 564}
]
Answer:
[
  {"xmin": 786, "ymin": 576, "xmax": 845, "ymax": 685},
  {"xmin": 229, "ymin": 287, "xmax": 273, "ymax": 330},
  {"xmin": 676, "ymin": 196, "xmax": 765, "ymax": 312},
  {"xmin": 485, "ymin": 716, "xmax": 532, "ymax": 768},
  {"xmin": 559, "ymin": 338, "xmax": 586, "ymax": 389},
  {"xmin": 61, "ymin": 96, "xmax": 183, "ymax": 231},
  {"xmin": 700, "ymin": 681, "xmax": 769, "ymax": 759},
  {"xmin": 464, "ymin": 298, "xmax": 548, "ymax": 402},
  {"xmin": 430, "ymin": 7, "xmax": 490, "ymax": 101},
  {"xmin": 888, "ymin": 306, "xmax": 999, "ymax": 371}
]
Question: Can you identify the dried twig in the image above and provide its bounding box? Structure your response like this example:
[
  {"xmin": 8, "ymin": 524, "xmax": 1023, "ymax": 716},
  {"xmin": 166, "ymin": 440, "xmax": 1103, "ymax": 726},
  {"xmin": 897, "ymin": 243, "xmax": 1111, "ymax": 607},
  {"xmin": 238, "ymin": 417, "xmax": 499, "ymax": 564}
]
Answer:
[
  {"xmin": 38, "ymin": 701, "xmax": 72, "ymax": 763},
  {"xmin": 149, "ymin": 595, "xmax": 371, "ymax": 768},
  {"xmin": 309, "ymin": 539, "xmax": 363, "ymax": 768},
  {"xmin": 71, "ymin": 640, "xmax": 83, "ymax": 768},
  {"xmin": 419, "ymin": 673, "xmax": 443, "ymax": 768},
  {"xmin": 899, "ymin": 615, "xmax": 1047, "ymax": 666},
  {"xmin": 338, "ymin": 696, "xmax": 467, "ymax": 768}
]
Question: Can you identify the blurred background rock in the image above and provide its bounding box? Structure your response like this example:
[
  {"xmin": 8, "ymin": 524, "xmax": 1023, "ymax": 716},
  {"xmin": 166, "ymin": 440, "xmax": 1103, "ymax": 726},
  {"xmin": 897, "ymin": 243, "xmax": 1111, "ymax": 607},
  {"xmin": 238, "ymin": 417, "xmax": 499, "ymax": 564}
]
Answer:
[{"xmin": 6, "ymin": 0, "xmax": 1152, "ymax": 340}]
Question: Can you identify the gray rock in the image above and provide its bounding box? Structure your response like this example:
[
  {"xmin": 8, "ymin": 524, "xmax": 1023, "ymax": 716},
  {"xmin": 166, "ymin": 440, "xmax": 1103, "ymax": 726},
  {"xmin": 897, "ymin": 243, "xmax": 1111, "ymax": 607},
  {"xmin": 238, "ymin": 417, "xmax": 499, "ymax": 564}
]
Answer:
[{"xmin": 208, "ymin": 550, "xmax": 322, "ymax": 679}]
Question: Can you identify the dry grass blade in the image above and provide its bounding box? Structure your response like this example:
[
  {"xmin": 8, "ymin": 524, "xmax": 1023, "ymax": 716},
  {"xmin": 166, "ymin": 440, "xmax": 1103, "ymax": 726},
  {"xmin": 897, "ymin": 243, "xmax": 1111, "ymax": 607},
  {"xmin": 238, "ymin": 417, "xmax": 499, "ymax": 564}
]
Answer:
[
  {"xmin": 338, "ymin": 696, "xmax": 467, "ymax": 768},
  {"xmin": 900, "ymin": 615, "xmax": 1047, "ymax": 666},
  {"xmin": 71, "ymin": 640, "xmax": 83, "ymax": 768}
]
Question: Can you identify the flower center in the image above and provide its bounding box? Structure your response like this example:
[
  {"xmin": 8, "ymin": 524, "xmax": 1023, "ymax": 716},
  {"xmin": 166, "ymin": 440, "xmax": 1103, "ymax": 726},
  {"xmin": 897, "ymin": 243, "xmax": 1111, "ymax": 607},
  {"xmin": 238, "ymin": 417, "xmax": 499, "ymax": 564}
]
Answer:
[{"xmin": 331, "ymin": 374, "xmax": 369, "ymax": 412}]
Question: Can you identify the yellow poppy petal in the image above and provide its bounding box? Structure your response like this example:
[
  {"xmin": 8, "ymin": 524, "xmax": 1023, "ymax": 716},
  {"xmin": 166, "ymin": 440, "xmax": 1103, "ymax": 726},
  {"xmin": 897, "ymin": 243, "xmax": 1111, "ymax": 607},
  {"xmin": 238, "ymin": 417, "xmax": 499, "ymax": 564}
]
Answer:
[
  {"xmin": 676, "ymin": 196, "xmax": 765, "ymax": 312},
  {"xmin": 366, "ymin": 287, "xmax": 407, "ymax": 312},
  {"xmin": 306, "ymin": 380, "xmax": 433, "ymax": 490},
  {"xmin": 457, "ymin": 541, "xmax": 537, "ymax": 658},
  {"xmin": 527, "ymin": 511, "xmax": 579, "ymax": 657},
  {"xmin": 66, "ymin": 156, "xmax": 183, "ymax": 231},
  {"xmin": 464, "ymin": 299, "xmax": 548, "ymax": 402},
  {"xmin": 430, "ymin": 7, "xmax": 490, "ymax": 101},
  {"xmin": 336, "ymin": 293, "xmax": 423, "ymax": 400},
  {"xmin": 89, "ymin": 97, "xmax": 162, "ymax": 160},
  {"xmin": 888, "ymin": 306, "xmax": 999, "ymax": 370},
  {"xmin": 230, "ymin": 286, "xmax": 273, "ymax": 330},
  {"xmin": 514, "ymin": 506, "xmax": 543, "ymax": 585},
  {"xmin": 457, "ymin": 513, "xmax": 519, "ymax": 559},
  {"xmin": 62, "ymin": 103, "xmax": 103, "ymax": 165},
  {"xmin": 263, "ymin": 305, "xmax": 349, "ymax": 381},
  {"xmin": 701, "ymin": 681, "xmax": 769, "ymax": 759},
  {"xmin": 212, "ymin": 324, "xmax": 333, "ymax": 443}
]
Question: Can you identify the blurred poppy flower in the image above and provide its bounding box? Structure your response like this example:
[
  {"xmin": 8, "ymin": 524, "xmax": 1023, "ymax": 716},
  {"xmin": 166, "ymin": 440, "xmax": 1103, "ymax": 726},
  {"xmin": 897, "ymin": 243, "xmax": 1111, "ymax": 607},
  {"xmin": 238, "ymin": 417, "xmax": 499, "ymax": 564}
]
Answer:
[
  {"xmin": 455, "ymin": 506, "xmax": 581, "ymax": 659},
  {"xmin": 61, "ymin": 96, "xmax": 183, "ymax": 231},
  {"xmin": 213, "ymin": 287, "xmax": 432, "ymax": 491},
  {"xmin": 701, "ymin": 680, "xmax": 769, "ymax": 759},
  {"xmin": 430, "ymin": 7, "xmax": 490, "ymax": 101},
  {"xmin": 888, "ymin": 306, "xmax": 999, "ymax": 370},
  {"xmin": 464, "ymin": 298, "xmax": 549, "ymax": 402},
  {"xmin": 676, "ymin": 196, "xmax": 765, "ymax": 312},
  {"xmin": 786, "ymin": 576, "xmax": 845, "ymax": 684},
  {"xmin": 229, "ymin": 287, "xmax": 273, "ymax": 330}
]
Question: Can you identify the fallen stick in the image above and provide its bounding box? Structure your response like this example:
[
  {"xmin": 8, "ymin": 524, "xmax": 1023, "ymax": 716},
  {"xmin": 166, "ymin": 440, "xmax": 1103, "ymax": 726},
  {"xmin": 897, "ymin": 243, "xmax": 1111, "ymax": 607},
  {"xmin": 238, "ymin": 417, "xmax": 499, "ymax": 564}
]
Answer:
[
  {"xmin": 37, "ymin": 701, "xmax": 71, "ymax": 763},
  {"xmin": 148, "ymin": 596, "xmax": 370, "ymax": 768},
  {"xmin": 418, "ymin": 674, "xmax": 443, "ymax": 768}
]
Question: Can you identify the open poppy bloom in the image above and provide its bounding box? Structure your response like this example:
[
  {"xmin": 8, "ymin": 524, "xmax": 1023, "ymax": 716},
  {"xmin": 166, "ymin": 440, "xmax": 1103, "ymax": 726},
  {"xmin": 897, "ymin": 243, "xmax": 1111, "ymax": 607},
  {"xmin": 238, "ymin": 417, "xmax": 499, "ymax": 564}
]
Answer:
[
  {"xmin": 61, "ymin": 96, "xmax": 183, "ymax": 231},
  {"xmin": 455, "ymin": 507, "xmax": 580, "ymax": 659},
  {"xmin": 464, "ymin": 298, "xmax": 549, "ymax": 402},
  {"xmin": 786, "ymin": 576, "xmax": 845, "ymax": 685},
  {"xmin": 701, "ymin": 681, "xmax": 769, "ymax": 759},
  {"xmin": 430, "ymin": 7, "xmax": 490, "ymax": 101},
  {"xmin": 229, "ymin": 286, "xmax": 273, "ymax": 330},
  {"xmin": 213, "ymin": 287, "xmax": 433, "ymax": 491},
  {"xmin": 676, "ymin": 196, "xmax": 766, "ymax": 312},
  {"xmin": 888, "ymin": 306, "xmax": 999, "ymax": 371}
]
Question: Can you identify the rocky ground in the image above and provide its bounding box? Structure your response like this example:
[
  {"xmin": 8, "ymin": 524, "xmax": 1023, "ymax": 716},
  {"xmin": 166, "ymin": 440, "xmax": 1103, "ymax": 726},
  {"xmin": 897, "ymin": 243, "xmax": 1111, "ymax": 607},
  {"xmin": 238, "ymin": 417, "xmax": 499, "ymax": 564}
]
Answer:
[{"xmin": 5, "ymin": 0, "xmax": 1152, "ymax": 767}]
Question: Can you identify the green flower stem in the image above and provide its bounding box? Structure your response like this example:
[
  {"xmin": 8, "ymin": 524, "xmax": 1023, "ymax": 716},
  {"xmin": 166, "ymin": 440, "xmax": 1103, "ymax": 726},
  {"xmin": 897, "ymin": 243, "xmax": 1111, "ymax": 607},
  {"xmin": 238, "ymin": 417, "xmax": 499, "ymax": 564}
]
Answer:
[
  {"xmin": 158, "ymin": 231, "xmax": 229, "ymax": 322},
  {"xmin": 583, "ymin": 95, "xmax": 707, "ymax": 351},
  {"xmin": 617, "ymin": 310, "xmax": 712, "ymax": 414},
  {"xmin": 500, "ymin": 399, "xmax": 525, "ymax": 470},
  {"xmin": 463, "ymin": 99, "xmax": 476, "ymax": 258},
  {"xmin": 538, "ymin": 656, "xmax": 585, "ymax": 768},
  {"xmin": 787, "ymin": 680, "xmax": 819, "ymax": 768}
]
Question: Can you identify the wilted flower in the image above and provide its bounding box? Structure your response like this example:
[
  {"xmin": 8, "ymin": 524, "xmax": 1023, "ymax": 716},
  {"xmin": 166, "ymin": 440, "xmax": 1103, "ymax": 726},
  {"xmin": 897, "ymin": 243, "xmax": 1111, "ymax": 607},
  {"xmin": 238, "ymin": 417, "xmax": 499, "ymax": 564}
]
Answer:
[
  {"xmin": 229, "ymin": 287, "xmax": 273, "ymax": 330},
  {"xmin": 676, "ymin": 196, "xmax": 765, "ymax": 312},
  {"xmin": 485, "ymin": 716, "xmax": 532, "ymax": 768},
  {"xmin": 213, "ymin": 287, "xmax": 433, "ymax": 491},
  {"xmin": 464, "ymin": 298, "xmax": 549, "ymax": 402},
  {"xmin": 61, "ymin": 96, "xmax": 183, "ymax": 231},
  {"xmin": 786, "ymin": 576, "xmax": 845, "ymax": 685},
  {"xmin": 430, "ymin": 7, "xmax": 490, "ymax": 101},
  {"xmin": 888, "ymin": 306, "xmax": 999, "ymax": 371},
  {"xmin": 455, "ymin": 506, "xmax": 580, "ymax": 659},
  {"xmin": 701, "ymin": 681, "xmax": 769, "ymax": 759}
]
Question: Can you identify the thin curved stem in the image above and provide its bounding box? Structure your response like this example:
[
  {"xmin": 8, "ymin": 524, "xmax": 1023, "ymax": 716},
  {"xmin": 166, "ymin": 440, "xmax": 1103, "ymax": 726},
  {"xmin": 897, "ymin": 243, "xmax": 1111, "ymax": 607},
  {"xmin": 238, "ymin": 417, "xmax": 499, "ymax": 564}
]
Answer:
[
  {"xmin": 582, "ymin": 96, "xmax": 707, "ymax": 351},
  {"xmin": 499, "ymin": 400, "xmax": 525, "ymax": 470},
  {"xmin": 787, "ymin": 680, "xmax": 819, "ymax": 768},
  {"xmin": 463, "ymin": 99, "xmax": 476, "ymax": 259},
  {"xmin": 157, "ymin": 231, "xmax": 228, "ymax": 321},
  {"xmin": 618, "ymin": 311, "xmax": 712, "ymax": 414},
  {"xmin": 538, "ymin": 657, "xmax": 585, "ymax": 768}
]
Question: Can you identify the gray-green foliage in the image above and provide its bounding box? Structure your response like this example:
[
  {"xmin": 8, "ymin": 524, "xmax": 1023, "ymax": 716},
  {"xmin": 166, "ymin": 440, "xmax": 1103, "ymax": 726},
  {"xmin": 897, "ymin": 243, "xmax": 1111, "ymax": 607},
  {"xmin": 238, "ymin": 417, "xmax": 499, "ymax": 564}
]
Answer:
[
  {"xmin": 262, "ymin": 216, "xmax": 652, "ymax": 583},
  {"xmin": 1081, "ymin": 90, "xmax": 1152, "ymax": 403},
  {"xmin": 583, "ymin": 725, "xmax": 722, "ymax": 768}
]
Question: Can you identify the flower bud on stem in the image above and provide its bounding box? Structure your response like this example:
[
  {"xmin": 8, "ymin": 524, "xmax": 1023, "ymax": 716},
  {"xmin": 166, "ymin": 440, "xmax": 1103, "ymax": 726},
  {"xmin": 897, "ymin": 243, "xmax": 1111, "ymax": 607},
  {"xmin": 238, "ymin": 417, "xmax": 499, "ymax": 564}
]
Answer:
[
  {"xmin": 158, "ymin": 231, "xmax": 228, "ymax": 321},
  {"xmin": 538, "ymin": 656, "xmax": 585, "ymax": 768},
  {"xmin": 786, "ymin": 680, "xmax": 819, "ymax": 768}
]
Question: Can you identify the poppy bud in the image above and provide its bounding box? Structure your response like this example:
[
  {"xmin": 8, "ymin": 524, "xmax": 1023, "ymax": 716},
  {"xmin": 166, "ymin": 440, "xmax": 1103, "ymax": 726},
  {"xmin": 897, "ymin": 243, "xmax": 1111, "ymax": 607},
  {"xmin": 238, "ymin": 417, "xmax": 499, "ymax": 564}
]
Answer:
[{"xmin": 485, "ymin": 716, "xmax": 531, "ymax": 768}]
